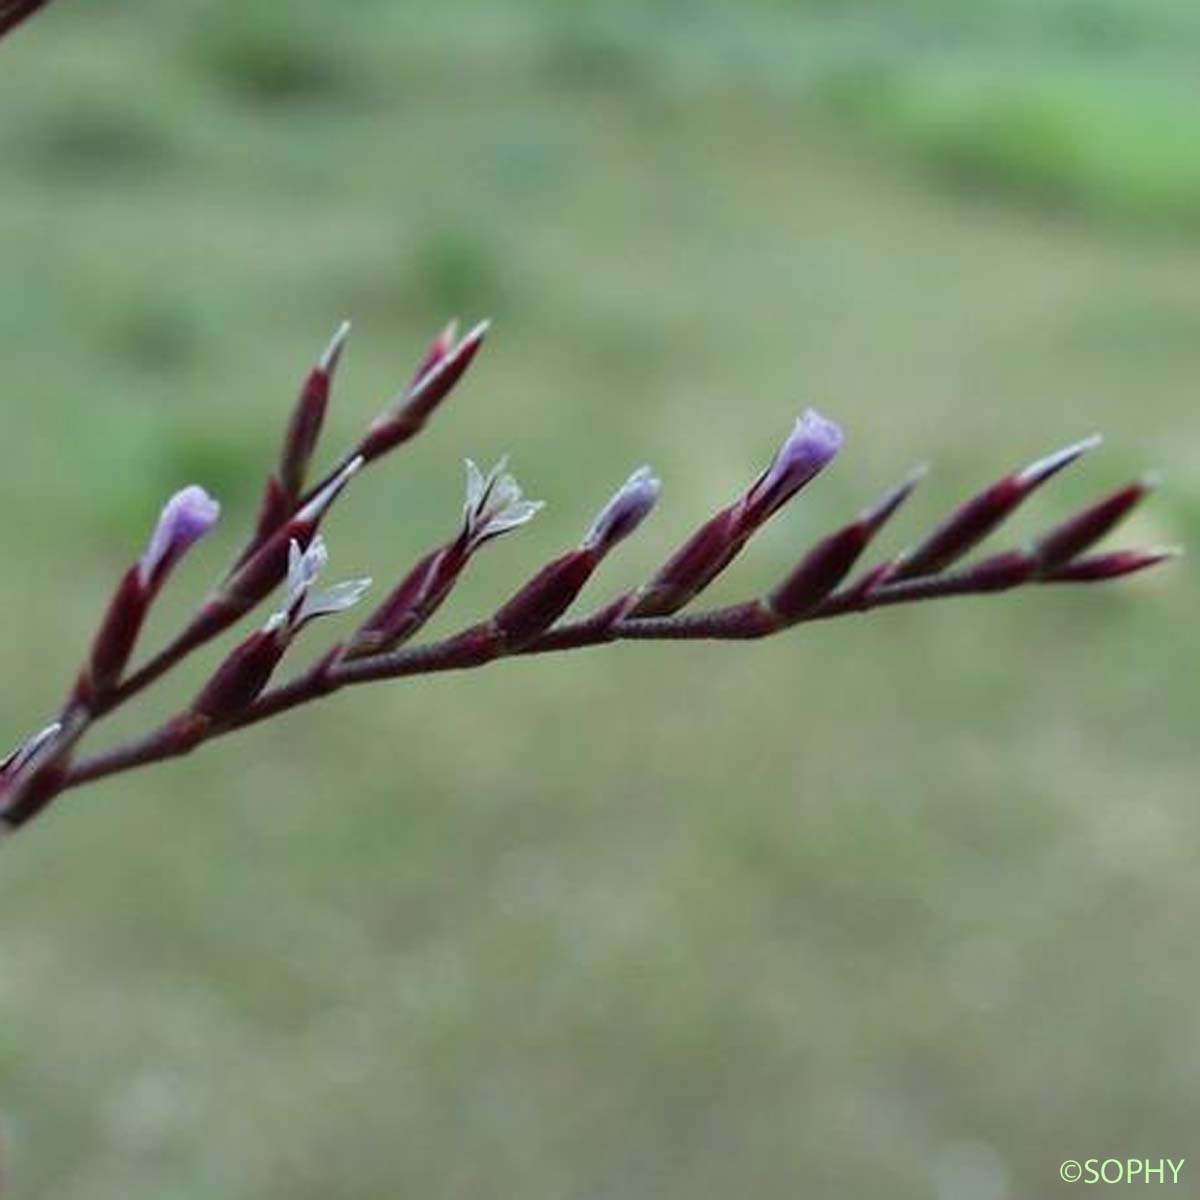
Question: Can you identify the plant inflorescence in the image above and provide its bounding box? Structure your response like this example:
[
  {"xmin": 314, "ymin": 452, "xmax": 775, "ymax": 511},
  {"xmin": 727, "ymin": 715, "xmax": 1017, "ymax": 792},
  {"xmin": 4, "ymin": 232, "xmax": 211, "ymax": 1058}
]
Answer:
[{"xmin": 0, "ymin": 315, "xmax": 1177, "ymax": 839}]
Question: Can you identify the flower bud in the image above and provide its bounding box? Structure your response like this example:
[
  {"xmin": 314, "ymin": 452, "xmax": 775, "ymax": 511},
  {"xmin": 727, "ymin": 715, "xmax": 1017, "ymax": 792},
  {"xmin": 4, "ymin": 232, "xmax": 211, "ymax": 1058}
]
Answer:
[
  {"xmin": 139, "ymin": 485, "xmax": 221, "ymax": 592},
  {"xmin": 358, "ymin": 320, "xmax": 489, "ymax": 462},
  {"xmin": 76, "ymin": 485, "xmax": 220, "ymax": 704},
  {"xmin": 491, "ymin": 467, "xmax": 659, "ymax": 646},
  {"xmin": 492, "ymin": 550, "xmax": 597, "ymax": 647},
  {"xmin": 221, "ymin": 458, "xmax": 361, "ymax": 611},
  {"xmin": 410, "ymin": 318, "xmax": 459, "ymax": 390},
  {"xmin": 583, "ymin": 466, "xmax": 661, "ymax": 554},
  {"xmin": 191, "ymin": 629, "xmax": 289, "ymax": 722},
  {"xmin": 81, "ymin": 566, "xmax": 148, "ymax": 702},
  {"xmin": 1041, "ymin": 546, "xmax": 1181, "ymax": 583},
  {"xmin": 279, "ymin": 320, "xmax": 350, "ymax": 499},
  {"xmin": 895, "ymin": 435, "xmax": 1100, "ymax": 580},
  {"xmin": 1033, "ymin": 479, "xmax": 1151, "ymax": 573},
  {"xmin": 630, "ymin": 414, "xmax": 842, "ymax": 618},
  {"xmin": 768, "ymin": 468, "xmax": 923, "ymax": 620},
  {"xmin": 741, "ymin": 410, "xmax": 843, "ymax": 527}
]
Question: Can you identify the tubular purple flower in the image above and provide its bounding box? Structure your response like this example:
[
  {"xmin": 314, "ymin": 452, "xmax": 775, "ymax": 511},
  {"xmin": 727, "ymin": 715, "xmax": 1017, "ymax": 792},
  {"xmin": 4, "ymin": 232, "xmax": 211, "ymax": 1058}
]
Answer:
[
  {"xmin": 629, "ymin": 415, "xmax": 843, "ymax": 619},
  {"xmin": 742, "ymin": 409, "xmax": 844, "ymax": 526},
  {"xmin": 583, "ymin": 466, "xmax": 661, "ymax": 554},
  {"xmin": 139, "ymin": 486, "xmax": 221, "ymax": 591},
  {"xmin": 491, "ymin": 468, "xmax": 662, "ymax": 646}
]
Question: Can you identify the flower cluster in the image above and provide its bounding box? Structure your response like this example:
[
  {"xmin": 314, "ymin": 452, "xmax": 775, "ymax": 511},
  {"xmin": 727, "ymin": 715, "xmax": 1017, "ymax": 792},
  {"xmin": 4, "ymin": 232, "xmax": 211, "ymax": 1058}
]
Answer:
[{"xmin": 0, "ymin": 314, "xmax": 1177, "ymax": 839}]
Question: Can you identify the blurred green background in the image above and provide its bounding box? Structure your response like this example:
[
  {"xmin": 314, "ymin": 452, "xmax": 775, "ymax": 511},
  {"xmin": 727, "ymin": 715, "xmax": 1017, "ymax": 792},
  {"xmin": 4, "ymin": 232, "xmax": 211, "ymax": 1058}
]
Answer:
[{"xmin": 0, "ymin": 1, "xmax": 1195, "ymax": 1196}]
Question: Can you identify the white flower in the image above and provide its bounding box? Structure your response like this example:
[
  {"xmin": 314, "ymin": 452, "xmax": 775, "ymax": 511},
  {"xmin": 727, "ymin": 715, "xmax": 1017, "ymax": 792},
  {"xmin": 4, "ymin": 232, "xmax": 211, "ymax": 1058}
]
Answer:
[
  {"xmin": 462, "ymin": 457, "xmax": 543, "ymax": 549},
  {"xmin": 266, "ymin": 536, "xmax": 372, "ymax": 634}
]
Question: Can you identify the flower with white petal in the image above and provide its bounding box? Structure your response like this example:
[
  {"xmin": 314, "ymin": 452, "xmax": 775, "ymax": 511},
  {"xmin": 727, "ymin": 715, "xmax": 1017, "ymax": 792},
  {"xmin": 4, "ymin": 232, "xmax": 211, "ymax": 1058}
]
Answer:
[
  {"xmin": 462, "ymin": 457, "xmax": 544, "ymax": 550},
  {"xmin": 265, "ymin": 536, "xmax": 372, "ymax": 635}
]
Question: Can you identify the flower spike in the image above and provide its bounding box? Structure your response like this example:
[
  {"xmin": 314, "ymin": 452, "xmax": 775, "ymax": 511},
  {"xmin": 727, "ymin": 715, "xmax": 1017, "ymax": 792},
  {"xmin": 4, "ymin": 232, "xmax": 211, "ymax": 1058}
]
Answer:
[{"xmin": 0, "ymin": 319, "xmax": 1173, "ymax": 840}]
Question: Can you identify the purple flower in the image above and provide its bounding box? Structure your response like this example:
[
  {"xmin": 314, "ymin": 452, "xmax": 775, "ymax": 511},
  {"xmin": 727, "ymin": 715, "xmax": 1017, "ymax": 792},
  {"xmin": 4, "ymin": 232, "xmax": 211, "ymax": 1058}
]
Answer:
[
  {"xmin": 140, "ymin": 485, "xmax": 221, "ymax": 589},
  {"xmin": 584, "ymin": 466, "xmax": 662, "ymax": 554},
  {"xmin": 743, "ymin": 409, "xmax": 843, "ymax": 525}
]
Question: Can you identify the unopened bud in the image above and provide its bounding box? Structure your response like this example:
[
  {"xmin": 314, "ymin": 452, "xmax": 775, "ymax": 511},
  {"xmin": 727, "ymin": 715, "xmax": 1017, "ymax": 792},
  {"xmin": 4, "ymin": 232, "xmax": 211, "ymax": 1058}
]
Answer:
[
  {"xmin": 139, "ymin": 485, "xmax": 221, "ymax": 592},
  {"xmin": 583, "ymin": 466, "xmax": 661, "ymax": 554},
  {"xmin": 358, "ymin": 320, "xmax": 489, "ymax": 462},
  {"xmin": 191, "ymin": 629, "xmax": 288, "ymax": 722},
  {"xmin": 492, "ymin": 550, "xmax": 597, "ymax": 647},
  {"xmin": 768, "ymin": 468, "xmax": 923, "ymax": 620},
  {"xmin": 630, "ymin": 413, "xmax": 842, "ymax": 618},
  {"xmin": 279, "ymin": 320, "xmax": 350, "ymax": 498},
  {"xmin": 1041, "ymin": 546, "xmax": 1181, "ymax": 583},
  {"xmin": 1033, "ymin": 479, "xmax": 1151, "ymax": 572},
  {"xmin": 223, "ymin": 458, "xmax": 361, "ymax": 611},
  {"xmin": 741, "ymin": 410, "xmax": 843, "ymax": 527},
  {"xmin": 895, "ymin": 435, "xmax": 1100, "ymax": 580}
]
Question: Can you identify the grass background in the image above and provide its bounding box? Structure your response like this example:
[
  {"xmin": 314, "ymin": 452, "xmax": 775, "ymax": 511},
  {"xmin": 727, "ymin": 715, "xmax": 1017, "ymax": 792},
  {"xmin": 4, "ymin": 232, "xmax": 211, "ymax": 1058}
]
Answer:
[{"xmin": 0, "ymin": 1, "xmax": 1196, "ymax": 1196}]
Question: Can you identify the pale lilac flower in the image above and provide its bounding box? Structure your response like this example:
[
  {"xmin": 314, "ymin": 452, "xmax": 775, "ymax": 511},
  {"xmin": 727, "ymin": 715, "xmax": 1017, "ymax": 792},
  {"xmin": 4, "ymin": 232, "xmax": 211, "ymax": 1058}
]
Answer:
[
  {"xmin": 584, "ymin": 466, "xmax": 661, "ymax": 553},
  {"xmin": 462, "ymin": 457, "xmax": 543, "ymax": 549},
  {"xmin": 139, "ymin": 486, "xmax": 220, "ymax": 588},
  {"xmin": 744, "ymin": 409, "xmax": 843, "ymax": 524}
]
